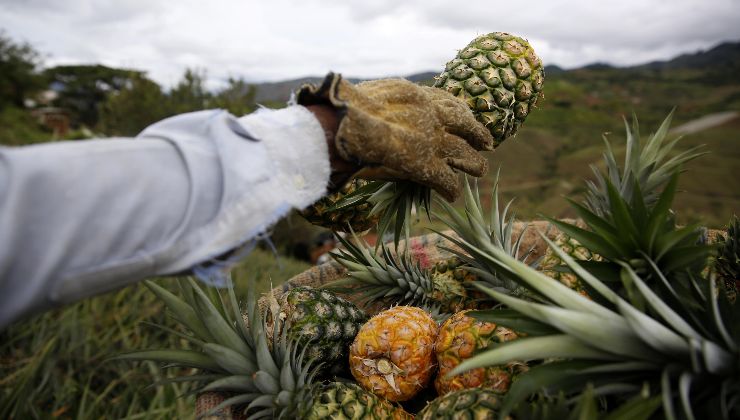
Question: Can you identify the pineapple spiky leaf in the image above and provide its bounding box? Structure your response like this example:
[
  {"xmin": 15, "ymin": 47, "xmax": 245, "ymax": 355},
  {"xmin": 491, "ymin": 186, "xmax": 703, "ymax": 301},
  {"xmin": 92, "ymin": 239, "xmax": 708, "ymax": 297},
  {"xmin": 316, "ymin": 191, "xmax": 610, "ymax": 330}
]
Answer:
[
  {"xmin": 585, "ymin": 111, "xmax": 706, "ymax": 217},
  {"xmin": 434, "ymin": 171, "xmax": 536, "ymax": 300},
  {"xmin": 546, "ymin": 172, "xmax": 714, "ymax": 302},
  {"xmin": 115, "ymin": 280, "xmax": 407, "ymax": 419}
]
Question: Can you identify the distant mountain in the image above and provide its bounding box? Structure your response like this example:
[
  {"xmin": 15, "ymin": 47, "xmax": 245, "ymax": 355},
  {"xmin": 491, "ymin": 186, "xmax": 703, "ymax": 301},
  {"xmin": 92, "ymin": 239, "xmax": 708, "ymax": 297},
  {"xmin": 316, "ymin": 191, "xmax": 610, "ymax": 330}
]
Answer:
[
  {"xmin": 640, "ymin": 41, "xmax": 740, "ymax": 71},
  {"xmin": 252, "ymin": 40, "xmax": 740, "ymax": 104}
]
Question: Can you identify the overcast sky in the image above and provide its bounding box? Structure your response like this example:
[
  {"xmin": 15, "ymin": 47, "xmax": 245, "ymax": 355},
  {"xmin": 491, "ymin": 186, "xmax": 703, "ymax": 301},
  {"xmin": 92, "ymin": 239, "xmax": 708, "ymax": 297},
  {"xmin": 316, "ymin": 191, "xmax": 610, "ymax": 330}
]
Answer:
[{"xmin": 2, "ymin": 0, "xmax": 740, "ymax": 89}]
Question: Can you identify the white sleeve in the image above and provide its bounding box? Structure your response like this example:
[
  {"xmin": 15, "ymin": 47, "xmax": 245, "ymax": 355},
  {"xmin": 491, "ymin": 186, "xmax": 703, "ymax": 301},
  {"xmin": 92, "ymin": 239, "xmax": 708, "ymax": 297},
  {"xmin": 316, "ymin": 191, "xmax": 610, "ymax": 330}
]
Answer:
[{"xmin": 0, "ymin": 105, "xmax": 331, "ymax": 328}]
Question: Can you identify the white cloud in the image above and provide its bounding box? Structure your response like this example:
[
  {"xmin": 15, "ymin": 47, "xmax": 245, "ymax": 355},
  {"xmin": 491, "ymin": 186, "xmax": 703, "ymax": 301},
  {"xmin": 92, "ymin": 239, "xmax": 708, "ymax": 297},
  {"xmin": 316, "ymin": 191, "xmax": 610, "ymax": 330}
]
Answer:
[{"xmin": 1, "ymin": 0, "xmax": 739, "ymax": 88}]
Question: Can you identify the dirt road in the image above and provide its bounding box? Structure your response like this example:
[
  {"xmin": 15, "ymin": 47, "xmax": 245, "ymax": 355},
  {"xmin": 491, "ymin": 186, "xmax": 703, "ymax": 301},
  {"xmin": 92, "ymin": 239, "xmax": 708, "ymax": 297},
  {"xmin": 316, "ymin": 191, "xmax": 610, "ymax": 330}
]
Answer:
[{"xmin": 670, "ymin": 111, "xmax": 739, "ymax": 135}]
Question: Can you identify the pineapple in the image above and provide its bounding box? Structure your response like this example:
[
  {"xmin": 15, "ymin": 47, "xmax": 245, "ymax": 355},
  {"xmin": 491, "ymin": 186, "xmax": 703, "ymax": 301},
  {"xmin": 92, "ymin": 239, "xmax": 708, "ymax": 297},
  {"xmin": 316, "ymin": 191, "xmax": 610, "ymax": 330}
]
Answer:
[
  {"xmin": 434, "ymin": 32, "xmax": 544, "ymax": 146},
  {"xmin": 539, "ymin": 224, "xmax": 601, "ymax": 297},
  {"xmin": 429, "ymin": 256, "xmax": 485, "ymax": 312},
  {"xmin": 300, "ymin": 178, "xmax": 380, "ymax": 233},
  {"xmin": 116, "ymin": 279, "xmax": 411, "ymax": 419},
  {"xmin": 349, "ymin": 306, "xmax": 438, "ymax": 402},
  {"xmin": 264, "ymin": 286, "xmax": 366, "ymax": 365},
  {"xmin": 416, "ymin": 388, "xmax": 505, "ymax": 420},
  {"xmin": 715, "ymin": 215, "xmax": 740, "ymax": 303},
  {"xmin": 434, "ymin": 310, "xmax": 524, "ymax": 396}
]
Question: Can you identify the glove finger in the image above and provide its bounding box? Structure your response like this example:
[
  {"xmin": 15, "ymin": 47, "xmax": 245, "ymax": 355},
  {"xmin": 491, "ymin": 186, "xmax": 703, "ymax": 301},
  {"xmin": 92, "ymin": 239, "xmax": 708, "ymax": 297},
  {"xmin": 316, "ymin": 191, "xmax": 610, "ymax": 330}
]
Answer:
[
  {"xmin": 441, "ymin": 106, "xmax": 495, "ymax": 152},
  {"xmin": 419, "ymin": 163, "xmax": 461, "ymax": 202},
  {"xmin": 441, "ymin": 133, "xmax": 489, "ymax": 177},
  {"xmin": 354, "ymin": 166, "xmax": 403, "ymax": 181},
  {"xmin": 427, "ymin": 91, "xmax": 494, "ymax": 151}
]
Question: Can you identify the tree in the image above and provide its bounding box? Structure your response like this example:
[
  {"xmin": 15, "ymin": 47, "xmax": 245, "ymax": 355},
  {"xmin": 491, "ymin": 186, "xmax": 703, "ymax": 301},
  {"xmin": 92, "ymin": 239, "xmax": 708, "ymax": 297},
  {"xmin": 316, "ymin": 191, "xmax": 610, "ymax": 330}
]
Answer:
[
  {"xmin": 44, "ymin": 65, "xmax": 143, "ymax": 128},
  {"xmin": 0, "ymin": 31, "xmax": 44, "ymax": 109},
  {"xmin": 98, "ymin": 74, "xmax": 169, "ymax": 137},
  {"xmin": 168, "ymin": 68, "xmax": 210, "ymax": 114},
  {"xmin": 211, "ymin": 77, "xmax": 257, "ymax": 116}
]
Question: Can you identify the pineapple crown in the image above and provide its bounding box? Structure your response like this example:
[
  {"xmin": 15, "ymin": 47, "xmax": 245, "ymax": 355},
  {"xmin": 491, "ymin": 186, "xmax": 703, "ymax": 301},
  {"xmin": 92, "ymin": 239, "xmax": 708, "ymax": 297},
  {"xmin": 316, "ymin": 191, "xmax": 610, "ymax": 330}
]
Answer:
[
  {"xmin": 435, "ymin": 171, "xmax": 536, "ymax": 299},
  {"xmin": 448, "ymin": 230, "xmax": 740, "ymax": 419},
  {"xmin": 326, "ymin": 179, "xmax": 432, "ymax": 246},
  {"xmin": 548, "ymin": 172, "xmax": 714, "ymax": 302},
  {"xmin": 328, "ymin": 230, "xmax": 436, "ymax": 307},
  {"xmin": 585, "ymin": 111, "xmax": 705, "ymax": 217},
  {"xmin": 113, "ymin": 279, "xmax": 321, "ymax": 419}
]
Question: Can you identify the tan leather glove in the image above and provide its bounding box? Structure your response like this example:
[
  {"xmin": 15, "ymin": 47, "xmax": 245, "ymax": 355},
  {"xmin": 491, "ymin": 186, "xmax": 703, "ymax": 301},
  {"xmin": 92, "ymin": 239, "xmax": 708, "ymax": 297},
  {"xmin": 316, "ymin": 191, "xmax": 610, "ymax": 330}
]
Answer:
[{"xmin": 296, "ymin": 73, "xmax": 494, "ymax": 202}]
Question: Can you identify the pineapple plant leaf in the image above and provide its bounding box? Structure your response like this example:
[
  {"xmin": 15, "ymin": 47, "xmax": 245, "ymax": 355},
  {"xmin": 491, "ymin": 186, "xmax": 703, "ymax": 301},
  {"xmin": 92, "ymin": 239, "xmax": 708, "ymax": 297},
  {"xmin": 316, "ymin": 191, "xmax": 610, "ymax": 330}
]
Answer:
[
  {"xmin": 113, "ymin": 279, "xmax": 410, "ymax": 419},
  {"xmin": 541, "ymin": 111, "xmax": 707, "ymax": 294},
  {"xmin": 447, "ymin": 230, "xmax": 739, "ymax": 419},
  {"xmin": 433, "ymin": 171, "xmax": 537, "ymax": 300}
]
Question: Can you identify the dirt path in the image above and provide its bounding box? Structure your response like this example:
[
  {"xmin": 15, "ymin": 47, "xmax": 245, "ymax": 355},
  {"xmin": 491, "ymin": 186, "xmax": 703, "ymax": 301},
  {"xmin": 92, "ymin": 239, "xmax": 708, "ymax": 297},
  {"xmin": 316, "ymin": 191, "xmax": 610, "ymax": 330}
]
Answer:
[{"xmin": 670, "ymin": 111, "xmax": 739, "ymax": 135}]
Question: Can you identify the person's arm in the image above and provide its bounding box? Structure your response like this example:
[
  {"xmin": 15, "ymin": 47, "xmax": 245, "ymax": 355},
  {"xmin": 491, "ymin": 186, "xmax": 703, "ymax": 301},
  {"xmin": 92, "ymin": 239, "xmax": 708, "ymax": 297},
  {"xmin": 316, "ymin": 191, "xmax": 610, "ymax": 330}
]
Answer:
[{"xmin": 0, "ymin": 105, "xmax": 336, "ymax": 328}]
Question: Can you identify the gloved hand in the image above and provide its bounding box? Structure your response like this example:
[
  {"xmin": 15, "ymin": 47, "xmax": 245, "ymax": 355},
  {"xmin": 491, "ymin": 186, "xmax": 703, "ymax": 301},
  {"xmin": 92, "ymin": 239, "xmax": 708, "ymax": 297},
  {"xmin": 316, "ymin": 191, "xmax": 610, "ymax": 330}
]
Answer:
[{"xmin": 296, "ymin": 73, "xmax": 494, "ymax": 202}]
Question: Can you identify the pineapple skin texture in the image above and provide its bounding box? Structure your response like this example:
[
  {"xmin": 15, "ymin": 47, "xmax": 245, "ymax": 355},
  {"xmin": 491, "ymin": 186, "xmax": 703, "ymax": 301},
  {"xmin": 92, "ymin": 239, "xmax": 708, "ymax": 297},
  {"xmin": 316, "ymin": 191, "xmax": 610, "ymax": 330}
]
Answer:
[
  {"xmin": 430, "ymin": 257, "xmax": 491, "ymax": 312},
  {"xmin": 304, "ymin": 382, "xmax": 413, "ymax": 420},
  {"xmin": 417, "ymin": 388, "xmax": 504, "ymax": 420},
  {"xmin": 434, "ymin": 310, "xmax": 522, "ymax": 396},
  {"xmin": 300, "ymin": 179, "xmax": 379, "ymax": 233},
  {"xmin": 268, "ymin": 287, "xmax": 367, "ymax": 363},
  {"xmin": 434, "ymin": 32, "xmax": 544, "ymax": 146},
  {"xmin": 540, "ymin": 232, "xmax": 602, "ymax": 297},
  {"xmin": 349, "ymin": 306, "xmax": 438, "ymax": 402}
]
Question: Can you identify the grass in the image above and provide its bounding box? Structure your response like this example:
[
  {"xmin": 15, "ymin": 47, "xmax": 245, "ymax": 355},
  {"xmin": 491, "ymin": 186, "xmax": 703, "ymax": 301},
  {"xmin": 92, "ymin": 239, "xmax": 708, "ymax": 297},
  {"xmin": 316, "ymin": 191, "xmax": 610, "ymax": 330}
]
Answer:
[{"xmin": 0, "ymin": 248, "xmax": 310, "ymax": 419}]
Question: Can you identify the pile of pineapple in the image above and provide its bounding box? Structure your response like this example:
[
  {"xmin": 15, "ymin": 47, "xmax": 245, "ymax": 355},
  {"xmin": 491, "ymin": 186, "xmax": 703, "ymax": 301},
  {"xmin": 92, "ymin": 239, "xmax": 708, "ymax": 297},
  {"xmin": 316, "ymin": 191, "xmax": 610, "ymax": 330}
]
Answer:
[{"xmin": 117, "ymin": 33, "xmax": 740, "ymax": 419}]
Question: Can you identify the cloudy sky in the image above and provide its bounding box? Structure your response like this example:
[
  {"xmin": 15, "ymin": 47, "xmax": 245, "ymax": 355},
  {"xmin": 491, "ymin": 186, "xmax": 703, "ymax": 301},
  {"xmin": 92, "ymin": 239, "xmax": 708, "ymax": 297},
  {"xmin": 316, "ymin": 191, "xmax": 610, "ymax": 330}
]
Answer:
[{"xmin": 2, "ymin": 0, "xmax": 740, "ymax": 89}]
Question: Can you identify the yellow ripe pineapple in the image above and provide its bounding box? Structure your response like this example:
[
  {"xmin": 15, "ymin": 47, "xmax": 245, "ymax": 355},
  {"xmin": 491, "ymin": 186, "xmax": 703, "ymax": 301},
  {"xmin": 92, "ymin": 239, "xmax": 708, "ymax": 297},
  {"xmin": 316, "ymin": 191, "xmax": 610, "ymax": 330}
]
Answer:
[
  {"xmin": 349, "ymin": 306, "xmax": 438, "ymax": 402},
  {"xmin": 434, "ymin": 310, "xmax": 525, "ymax": 396}
]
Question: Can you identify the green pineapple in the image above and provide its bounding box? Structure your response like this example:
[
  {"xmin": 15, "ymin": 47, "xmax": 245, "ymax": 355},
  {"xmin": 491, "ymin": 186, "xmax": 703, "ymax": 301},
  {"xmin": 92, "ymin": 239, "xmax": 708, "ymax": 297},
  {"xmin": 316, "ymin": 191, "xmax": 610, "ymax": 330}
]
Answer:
[
  {"xmin": 716, "ymin": 215, "xmax": 740, "ymax": 303},
  {"xmin": 433, "ymin": 32, "xmax": 544, "ymax": 145},
  {"xmin": 416, "ymin": 388, "xmax": 504, "ymax": 420},
  {"xmin": 115, "ymin": 279, "xmax": 410, "ymax": 419},
  {"xmin": 264, "ymin": 286, "xmax": 367, "ymax": 364}
]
